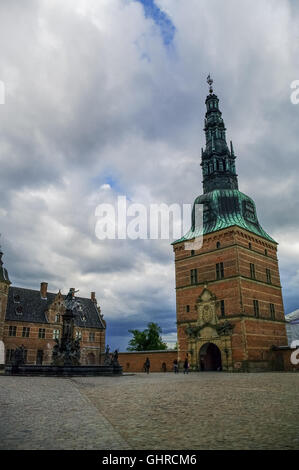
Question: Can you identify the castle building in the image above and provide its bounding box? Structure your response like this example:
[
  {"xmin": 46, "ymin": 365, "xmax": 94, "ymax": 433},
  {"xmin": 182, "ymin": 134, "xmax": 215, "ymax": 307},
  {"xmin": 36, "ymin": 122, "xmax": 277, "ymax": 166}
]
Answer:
[
  {"xmin": 0, "ymin": 248, "xmax": 106, "ymax": 367},
  {"xmin": 172, "ymin": 79, "xmax": 288, "ymax": 372}
]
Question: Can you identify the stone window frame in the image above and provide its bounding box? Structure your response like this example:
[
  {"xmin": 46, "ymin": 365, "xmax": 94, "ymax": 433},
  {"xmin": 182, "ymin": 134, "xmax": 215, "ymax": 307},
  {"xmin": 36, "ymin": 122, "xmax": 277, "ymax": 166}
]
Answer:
[
  {"xmin": 22, "ymin": 326, "xmax": 30, "ymax": 338},
  {"xmin": 38, "ymin": 328, "xmax": 46, "ymax": 339},
  {"xmin": 53, "ymin": 329, "xmax": 60, "ymax": 340}
]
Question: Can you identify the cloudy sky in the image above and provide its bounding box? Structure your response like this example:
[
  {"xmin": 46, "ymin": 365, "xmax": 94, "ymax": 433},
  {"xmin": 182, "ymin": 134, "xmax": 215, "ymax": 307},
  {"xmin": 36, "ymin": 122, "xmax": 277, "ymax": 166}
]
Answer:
[{"xmin": 0, "ymin": 0, "xmax": 299, "ymax": 351}]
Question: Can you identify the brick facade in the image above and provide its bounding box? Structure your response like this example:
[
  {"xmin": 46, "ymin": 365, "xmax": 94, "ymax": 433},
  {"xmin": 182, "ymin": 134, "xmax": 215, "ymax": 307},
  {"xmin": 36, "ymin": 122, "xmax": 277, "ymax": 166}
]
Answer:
[
  {"xmin": 174, "ymin": 227, "xmax": 288, "ymax": 372},
  {"xmin": 0, "ymin": 280, "xmax": 106, "ymax": 366}
]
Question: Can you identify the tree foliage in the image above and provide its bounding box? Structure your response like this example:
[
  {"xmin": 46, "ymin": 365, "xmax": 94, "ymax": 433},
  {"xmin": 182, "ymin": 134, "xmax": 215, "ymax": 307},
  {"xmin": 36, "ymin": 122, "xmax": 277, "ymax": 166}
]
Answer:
[{"xmin": 127, "ymin": 322, "xmax": 168, "ymax": 351}]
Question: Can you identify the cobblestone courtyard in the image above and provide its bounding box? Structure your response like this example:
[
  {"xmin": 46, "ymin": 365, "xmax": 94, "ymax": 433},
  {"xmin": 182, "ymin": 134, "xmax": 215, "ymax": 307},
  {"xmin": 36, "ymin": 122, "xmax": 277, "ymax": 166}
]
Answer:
[{"xmin": 0, "ymin": 372, "xmax": 298, "ymax": 450}]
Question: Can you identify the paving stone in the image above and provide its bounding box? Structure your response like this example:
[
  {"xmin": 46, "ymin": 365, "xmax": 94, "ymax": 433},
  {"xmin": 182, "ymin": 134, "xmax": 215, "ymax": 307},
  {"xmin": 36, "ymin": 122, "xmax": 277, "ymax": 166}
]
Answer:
[{"xmin": 0, "ymin": 372, "xmax": 298, "ymax": 450}]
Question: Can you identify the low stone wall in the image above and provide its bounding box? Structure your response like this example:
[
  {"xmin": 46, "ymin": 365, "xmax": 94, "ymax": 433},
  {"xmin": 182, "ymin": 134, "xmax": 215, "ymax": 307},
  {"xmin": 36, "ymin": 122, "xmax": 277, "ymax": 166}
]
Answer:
[{"xmin": 118, "ymin": 350, "xmax": 178, "ymax": 373}]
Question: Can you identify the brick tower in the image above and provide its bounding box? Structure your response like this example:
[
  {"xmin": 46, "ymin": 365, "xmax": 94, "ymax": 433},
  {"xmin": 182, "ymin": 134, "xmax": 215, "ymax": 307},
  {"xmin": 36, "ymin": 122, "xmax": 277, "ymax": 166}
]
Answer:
[
  {"xmin": 172, "ymin": 77, "xmax": 287, "ymax": 372},
  {"xmin": 0, "ymin": 246, "xmax": 11, "ymax": 366}
]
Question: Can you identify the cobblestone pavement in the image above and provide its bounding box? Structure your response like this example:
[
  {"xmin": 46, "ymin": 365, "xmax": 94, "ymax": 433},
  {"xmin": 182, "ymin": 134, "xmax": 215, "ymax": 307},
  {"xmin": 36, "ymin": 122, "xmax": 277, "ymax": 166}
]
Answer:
[{"xmin": 0, "ymin": 372, "xmax": 298, "ymax": 450}]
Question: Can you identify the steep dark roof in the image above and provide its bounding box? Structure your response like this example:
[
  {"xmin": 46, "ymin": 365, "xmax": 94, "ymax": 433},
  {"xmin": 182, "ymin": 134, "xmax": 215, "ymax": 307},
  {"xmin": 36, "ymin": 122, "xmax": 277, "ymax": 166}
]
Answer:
[{"xmin": 6, "ymin": 286, "xmax": 105, "ymax": 329}]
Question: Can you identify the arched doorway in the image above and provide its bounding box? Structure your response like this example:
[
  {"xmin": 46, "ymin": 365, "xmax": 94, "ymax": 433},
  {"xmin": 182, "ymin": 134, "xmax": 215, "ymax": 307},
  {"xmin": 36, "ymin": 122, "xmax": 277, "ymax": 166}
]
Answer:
[{"xmin": 199, "ymin": 342, "xmax": 222, "ymax": 371}]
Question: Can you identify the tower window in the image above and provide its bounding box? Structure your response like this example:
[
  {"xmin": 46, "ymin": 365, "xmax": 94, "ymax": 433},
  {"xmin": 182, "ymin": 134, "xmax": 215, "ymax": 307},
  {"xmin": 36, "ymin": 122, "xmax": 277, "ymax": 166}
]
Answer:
[
  {"xmin": 220, "ymin": 300, "xmax": 225, "ymax": 317},
  {"xmin": 216, "ymin": 262, "xmax": 224, "ymax": 280},
  {"xmin": 253, "ymin": 300, "xmax": 259, "ymax": 317},
  {"xmin": 39, "ymin": 328, "xmax": 46, "ymax": 339},
  {"xmin": 191, "ymin": 250, "xmax": 195, "ymax": 256},
  {"xmin": 266, "ymin": 268, "xmax": 272, "ymax": 284},
  {"xmin": 22, "ymin": 327, "xmax": 30, "ymax": 338},
  {"xmin": 9, "ymin": 325, "xmax": 17, "ymax": 337},
  {"xmin": 248, "ymin": 242, "xmax": 252, "ymax": 250},
  {"xmin": 269, "ymin": 303, "xmax": 275, "ymax": 320},
  {"xmin": 250, "ymin": 263, "xmax": 256, "ymax": 279},
  {"xmin": 190, "ymin": 269, "xmax": 198, "ymax": 285},
  {"xmin": 265, "ymin": 249, "xmax": 268, "ymax": 256},
  {"xmin": 186, "ymin": 305, "xmax": 190, "ymax": 313},
  {"xmin": 216, "ymin": 241, "xmax": 221, "ymax": 249}
]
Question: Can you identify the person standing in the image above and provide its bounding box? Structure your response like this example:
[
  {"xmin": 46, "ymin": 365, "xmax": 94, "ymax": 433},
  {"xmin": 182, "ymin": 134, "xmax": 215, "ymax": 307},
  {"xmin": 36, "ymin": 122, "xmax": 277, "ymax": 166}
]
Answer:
[
  {"xmin": 173, "ymin": 359, "xmax": 179, "ymax": 373},
  {"xmin": 145, "ymin": 357, "xmax": 150, "ymax": 374},
  {"xmin": 183, "ymin": 357, "xmax": 189, "ymax": 374}
]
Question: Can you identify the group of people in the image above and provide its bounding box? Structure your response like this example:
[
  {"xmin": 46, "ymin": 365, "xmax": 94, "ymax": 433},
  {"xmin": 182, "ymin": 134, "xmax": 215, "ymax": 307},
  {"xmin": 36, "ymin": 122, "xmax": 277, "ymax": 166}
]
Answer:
[
  {"xmin": 143, "ymin": 356, "xmax": 190, "ymax": 374},
  {"xmin": 173, "ymin": 357, "xmax": 190, "ymax": 374}
]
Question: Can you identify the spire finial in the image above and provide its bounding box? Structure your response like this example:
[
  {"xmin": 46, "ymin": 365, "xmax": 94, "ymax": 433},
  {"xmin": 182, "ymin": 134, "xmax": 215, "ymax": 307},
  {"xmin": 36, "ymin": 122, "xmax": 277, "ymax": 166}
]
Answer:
[{"xmin": 207, "ymin": 74, "xmax": 213, "ymax": 94}]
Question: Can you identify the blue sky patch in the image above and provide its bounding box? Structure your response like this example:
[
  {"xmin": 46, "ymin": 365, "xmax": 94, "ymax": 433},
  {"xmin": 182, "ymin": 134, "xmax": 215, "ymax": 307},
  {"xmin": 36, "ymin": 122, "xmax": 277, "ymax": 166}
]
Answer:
[{"xmin": 135, "ymin": 0, "xmax": 176, "ymax": 46}]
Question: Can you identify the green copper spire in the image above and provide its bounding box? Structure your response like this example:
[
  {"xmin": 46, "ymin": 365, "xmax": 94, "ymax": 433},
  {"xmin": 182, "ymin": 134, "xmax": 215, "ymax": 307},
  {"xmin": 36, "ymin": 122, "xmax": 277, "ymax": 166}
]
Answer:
[
  {"xmin": 172, "ymin": 77, "xmax": 276, "ymax": 245},
  {"xmin": 201, "ymin": 76, "xmax": 238, "ymax": 193}
]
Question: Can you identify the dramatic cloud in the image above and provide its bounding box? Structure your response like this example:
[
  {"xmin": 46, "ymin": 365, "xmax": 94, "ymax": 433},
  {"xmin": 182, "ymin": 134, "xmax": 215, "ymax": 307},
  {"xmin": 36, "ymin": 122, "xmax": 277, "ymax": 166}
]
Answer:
[{"xmin": 0, "ymin": 0, "xmax": 298, "ymax": 350}]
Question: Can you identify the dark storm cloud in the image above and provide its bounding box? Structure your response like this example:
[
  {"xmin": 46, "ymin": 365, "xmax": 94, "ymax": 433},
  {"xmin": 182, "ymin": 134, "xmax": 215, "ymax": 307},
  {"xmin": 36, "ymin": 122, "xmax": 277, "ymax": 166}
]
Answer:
[{"xmin": 0, "ymin": 0, "xmax": 299, "ymax": 350}]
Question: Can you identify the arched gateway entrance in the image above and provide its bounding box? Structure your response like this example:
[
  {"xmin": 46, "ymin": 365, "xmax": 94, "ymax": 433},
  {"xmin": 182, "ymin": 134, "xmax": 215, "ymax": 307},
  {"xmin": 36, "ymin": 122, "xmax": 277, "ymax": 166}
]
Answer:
[{"xmin": 199, "ymin": 342, "xmax": 222, "ymax": 371}]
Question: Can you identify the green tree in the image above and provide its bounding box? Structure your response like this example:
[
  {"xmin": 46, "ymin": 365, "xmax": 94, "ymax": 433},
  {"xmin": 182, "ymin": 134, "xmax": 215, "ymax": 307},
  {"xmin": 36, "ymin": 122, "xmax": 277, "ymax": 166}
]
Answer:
[{"xmin": 127, "ymin": 322, "xmax": 168, "ymax": 351}]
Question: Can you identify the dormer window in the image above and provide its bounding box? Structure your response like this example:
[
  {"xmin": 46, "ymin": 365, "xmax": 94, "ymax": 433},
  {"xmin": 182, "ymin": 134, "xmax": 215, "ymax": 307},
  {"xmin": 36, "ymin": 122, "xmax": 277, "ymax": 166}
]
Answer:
[
  {"xmin": 55, "ymin": 314, "xmax": 60, "ymax": 323},
  {"xmin": 15, "ymin": 305, "xmax": 23, "ymax": 315},
  {"xmin": 81, "ymin": 314, "xmax": 87, "ymax": 322},
  {"xmin": 13, "ymin": 294, "xmax": 20, "ymax": 303}
]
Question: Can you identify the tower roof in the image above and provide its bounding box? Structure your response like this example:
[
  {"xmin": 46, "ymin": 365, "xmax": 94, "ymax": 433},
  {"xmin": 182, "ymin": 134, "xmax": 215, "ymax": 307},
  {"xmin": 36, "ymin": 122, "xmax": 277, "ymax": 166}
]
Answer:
[{"xmin": 172, "ymin": 77, "xmax": 276, "ymax": 245}]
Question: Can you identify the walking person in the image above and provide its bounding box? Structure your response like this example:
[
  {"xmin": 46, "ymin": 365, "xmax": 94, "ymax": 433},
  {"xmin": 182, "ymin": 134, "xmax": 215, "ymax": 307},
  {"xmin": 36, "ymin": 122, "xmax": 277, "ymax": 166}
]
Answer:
[
  {"xmin": 173, "ymin": 359, "xmax": 179, "ymax": 373},
  {"xmin": 183, "ymin": 357, "xmax": 189, "ymax": 374},
  {"xmin": 145, "ymin": 357, "xmax": 150, "ymax": 374}
]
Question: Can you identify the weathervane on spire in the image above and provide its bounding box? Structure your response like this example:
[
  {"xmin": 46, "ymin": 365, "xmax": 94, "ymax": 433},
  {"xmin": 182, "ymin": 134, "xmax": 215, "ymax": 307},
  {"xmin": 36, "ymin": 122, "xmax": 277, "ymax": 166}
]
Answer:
[{"xmin": 207, "ymin": 74, "xmax": 213, "ymax": 94}]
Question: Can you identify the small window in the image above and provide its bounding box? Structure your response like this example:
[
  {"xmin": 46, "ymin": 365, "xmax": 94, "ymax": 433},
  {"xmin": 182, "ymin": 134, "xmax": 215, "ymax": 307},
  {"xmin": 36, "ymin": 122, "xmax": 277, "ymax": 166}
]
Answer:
[
  {"xmin": 39, "ymin": 328, "xmax": 46, "ymax": 339},
  {"xmin": 55, "ymin": 314, "xmax": 60, "ymax": 323},
  {"xmin": 248, "ymin": 242, "xmax": 252, "ymax": 250},
  {"xmin": 9, "ymin": 325, "xmax": 17, "ymax": 337},
  {"xmin": 186, "ymin": 305, "xmax": 190, "ymax": 313},
  {"xmin": 81, "ymin": 314, "xmax": 87, "ymax": 322},
  {"xmin": 269, "ymin": 303, "xmax": 275, "ymax": 320},
  {"xmin": 75, "ymin": 330, "xmax": 82, "ymax": 340},
  {"xmin": 22, "ymin": 327, "xmax": 30, "ymax": 338},
  {"xmin": 266, "ymin": 268, "xmax": 272, "ymax": 284},
  {"xmin": 220, "ymin": 300, "xmax": 225, "ymax": 317},
  {"xmin": 216, "ymin": 241, "xmax": 221, "ymax": 249},
  {"xmin": 53, "ymin": 329, "xmax": 60, "ymax": 340},
  {"xmin": 89, "ymin": 332, "xmax": 95, "ymax": 342},
  {"xmin": 250, "ymin": 263, "xmax": 256, "ymax": 279},
  {"xmin": 13, "ymin": 294, "xmax": 20, "ymax": 303},
  {"xmin": 216, "ymin": 262, "xmax": 224, "ymax": 280},
  {"xmin": 190, "ymin": 269, "xmax": 198, "ymax": 285},
  {"xmin": 191, "ymin": 250, "xmax": 195, "ymax": 256},
  {"xmin": 253, "ymin": 300, "xmax": 259, "ymax": 317},
  {"xmin": 265, "ymin": 249, "xmax": 268, "ymax": 256}
]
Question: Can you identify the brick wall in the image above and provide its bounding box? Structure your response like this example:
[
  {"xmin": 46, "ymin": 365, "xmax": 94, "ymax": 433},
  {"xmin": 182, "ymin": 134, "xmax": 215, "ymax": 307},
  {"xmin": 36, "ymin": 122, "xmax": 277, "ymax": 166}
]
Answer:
[{"xmin": 118, "ymin": 350, "xmax": 178, "ymax": 373}]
